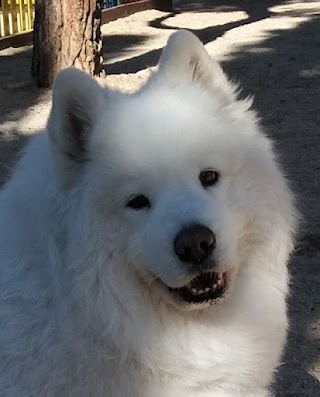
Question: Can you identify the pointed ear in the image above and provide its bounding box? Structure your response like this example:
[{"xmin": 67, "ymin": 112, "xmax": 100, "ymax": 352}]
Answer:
[
  {"xmin": 48, "ymin": 68, "xmax": 105, "ymax": 164},
  {"xmin": 158, "ymin": 30, "xmax": 237, "ymax": 105},
  {"xmin": 47, "ymin": 68, "xmax": 106, "ymax": 188}
]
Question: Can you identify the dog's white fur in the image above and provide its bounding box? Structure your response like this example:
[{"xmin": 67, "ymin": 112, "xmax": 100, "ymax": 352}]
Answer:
[{"xmin": 0, "ymin": 31, "xmax": 296, "ymax": 396}]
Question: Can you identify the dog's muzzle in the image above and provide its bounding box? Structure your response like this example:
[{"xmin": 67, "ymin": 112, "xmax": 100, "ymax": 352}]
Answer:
[{"xmin": 169, "ymin": 224, "xmax": 228, "ymax": 305}]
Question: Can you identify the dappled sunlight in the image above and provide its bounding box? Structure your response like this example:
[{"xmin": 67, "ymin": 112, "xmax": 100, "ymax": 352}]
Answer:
[
  {"xmin": 162, "ymin": 11, "xmax": 249, "ymax": 30},
  {"xmin": 245, "ymin": 46, "xmax": 273, "ymax": 54},
  {"xmin": 299, "ymin": 66, "xmax": 320, "ymax": 78},
  {"xmin": 0, "ymin": 88, "xmax": 51, "ymax": 137},
  {"xmin": 270, "ymin": 0, "xmax": 320, "ymax": 16},
  {"xmin": 14, "ymin": 97, "xmax": 51, "ymax": 134},
  {"xmin": 104, "ymin": 1, "xmax": 320, "ymax": 74},
  {"xmin": 308, "ymin": 369, "xmax": 320, "ymax": 390},
  {"xmin": 0, "ymin": 44, "xmax": 32, "ymax": 57},
  {"xmin": 306, "ymin": 318, "xmax": 320, "ymax": 382},
  {"xmin": 205, "ymin": 14, "xmax": 315, "ymax": 61}
]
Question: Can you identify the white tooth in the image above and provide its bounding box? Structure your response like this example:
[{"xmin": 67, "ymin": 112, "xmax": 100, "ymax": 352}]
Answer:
[
  {"xmin": 212, "ymin": 283, "xmax": 217, "ymax": 290},
  {"xmin": 198, "ymin": 290, "xmax": 204, "ymax": 294},
  {"xmin": 217, "ymin": 279, "xmax": 222, "ymax": 286},
  {"xmin": 205, "ymin": 287, "xmax": 210, "ymax": 292},
  {"xmin": 191, "ymin": 288, "xmax": 197, "ymax": 294}
]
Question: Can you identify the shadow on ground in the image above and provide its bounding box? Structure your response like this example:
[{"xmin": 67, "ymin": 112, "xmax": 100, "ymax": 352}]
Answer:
[
  {"xmin": 106, "ymin": 0, "xmax": 296, "ymax": 74},
  {"xmin": 0, "ymin": 46, "xmax": 49, "ymax": 185},
  {"xmin": 103, "ymin": 33, "xmax": 149, "ymax": 63},
  {"xmin": 0, "ymin": 131, "xmax": 29, "ymax": 186}
]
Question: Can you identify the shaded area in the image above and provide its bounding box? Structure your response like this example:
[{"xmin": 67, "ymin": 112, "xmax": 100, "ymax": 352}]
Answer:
[
  {"xmin": 0, "ymin": 46, "xmax": 49, "ymax": 185},
  {"xmin": 106, "ymin": 0, "xmax": 295, "ymax": 74},
  {"xmin": 103, "ymin": 34, "xmax": 148, "ymax": 60},
  {"xmin": 106, "ymin": 47, "xmax": 161, "ymax": 74},
  {"xmin": 103, "ymin": 33, "xmax": 149, "ymax": 63},
  {"xmin": 0, "ymin": 131, "xmax": 29, "ymax": 186},
  {"xmin": 0, "ymin": 46, "xmax": 33, "ymax": 88},
  {"xmin": 222, "ymin": 16, "xmax": 320, "ymax": 230},
  {"xmin": 0, "ymin": 82, "xmax": 48, "ymax": 127}
]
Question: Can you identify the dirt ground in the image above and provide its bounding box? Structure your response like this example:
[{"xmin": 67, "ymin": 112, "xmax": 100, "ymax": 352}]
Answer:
[{"xmin": 0, "ymin": 0, "xmax": 319, "ymax": 395}]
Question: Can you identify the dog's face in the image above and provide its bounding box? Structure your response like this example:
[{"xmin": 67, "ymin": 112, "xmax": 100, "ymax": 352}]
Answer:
[{"xmin": 49, "ymin": 31, "xmax": 294, "ymax": 311}]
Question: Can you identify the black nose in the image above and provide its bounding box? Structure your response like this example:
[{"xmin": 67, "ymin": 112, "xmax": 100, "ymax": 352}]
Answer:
[{"xmin": 174, "ymin": 225, "xmax": 216, "ymax": 264}]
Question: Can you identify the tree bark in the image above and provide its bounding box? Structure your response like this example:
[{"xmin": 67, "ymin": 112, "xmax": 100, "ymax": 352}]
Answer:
[{"xmin": 32, "ymin": 0, "xmax": 104, "ymax": 88}]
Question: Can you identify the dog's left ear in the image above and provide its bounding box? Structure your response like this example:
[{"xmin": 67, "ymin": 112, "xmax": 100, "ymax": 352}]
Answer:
[
  {"xmin": 158, "ymin": 30, "xmax": 237, "ymax": 105},
  {"xmin": 47, "ymin": 68, "xmax": 105, "ymax": 188}
]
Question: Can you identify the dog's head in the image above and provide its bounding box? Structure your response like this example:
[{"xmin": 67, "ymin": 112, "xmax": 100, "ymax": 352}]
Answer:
[{"xmin": 48, "ymin": 31, "xmax": 296, "ymax": 311}]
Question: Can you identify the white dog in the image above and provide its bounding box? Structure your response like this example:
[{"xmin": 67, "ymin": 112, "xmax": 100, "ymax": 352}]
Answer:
[{"xmin": 0, "ymin": 31, "xmax": 296, "ymax": 396}]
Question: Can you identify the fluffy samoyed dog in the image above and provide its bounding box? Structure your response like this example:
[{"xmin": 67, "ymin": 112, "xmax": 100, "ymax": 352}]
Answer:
[{"xmin": 0, "ymin": 31, "xmax": 296, "ymax": 396}]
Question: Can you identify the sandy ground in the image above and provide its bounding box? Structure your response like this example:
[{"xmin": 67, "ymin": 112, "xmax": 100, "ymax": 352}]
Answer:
[{"xmin": 0, "ymin": 0, "xmax": 319, "ymax": 395}]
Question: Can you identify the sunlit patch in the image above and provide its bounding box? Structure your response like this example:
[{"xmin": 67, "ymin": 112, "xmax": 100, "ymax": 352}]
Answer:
[
  {"xmin": 163, "ymin": 11, "xmax": 249, "ymax": 30},
  {"xmin": 270, "ymin": 1, "xmax": 320, "ymax": 17}
]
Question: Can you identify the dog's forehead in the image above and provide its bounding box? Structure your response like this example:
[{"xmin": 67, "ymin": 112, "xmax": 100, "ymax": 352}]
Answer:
[
  {"xmin": 90, "ymin": 85, "xmax": 249, "ymax": 179},
  {"xmin": 97, "ymin": 86, "xmax": 225, "ymax": 155},
  {"xmin": 123, "ymin": 87, "xmax": 213, "ymax": 137}
]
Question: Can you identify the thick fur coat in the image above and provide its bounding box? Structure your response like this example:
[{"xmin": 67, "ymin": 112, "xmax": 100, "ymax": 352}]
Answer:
[{"xmin": 0, "ymin": 31, "xmax": 296, "ymax": 396}]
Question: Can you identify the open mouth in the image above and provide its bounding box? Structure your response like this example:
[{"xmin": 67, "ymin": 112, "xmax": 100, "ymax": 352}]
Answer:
[{"xmin": 168, "ymin": 271, "xmax": 228, "ymax": 304}]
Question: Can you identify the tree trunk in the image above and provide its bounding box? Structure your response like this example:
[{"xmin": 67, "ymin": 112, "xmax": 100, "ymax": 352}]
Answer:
[{"xmin": 32, "ymin": 0, "xmax": 104, "ymax": 88}]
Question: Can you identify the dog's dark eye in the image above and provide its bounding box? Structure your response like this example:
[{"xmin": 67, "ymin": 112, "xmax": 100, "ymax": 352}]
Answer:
[
  {"xmin": 127, "ymin": 195, "xmax": 151, "ymax": 210},
  {"xmin": 199, "ymin": 170, "xmax": 219, "ymax": 187}
]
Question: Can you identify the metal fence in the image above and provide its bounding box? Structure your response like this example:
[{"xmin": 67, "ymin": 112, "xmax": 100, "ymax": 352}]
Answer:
[
  {"xmin": 105, "ymin": 1, "xmax": 143, "ymax": 6},
  {"xmin": 0, "ymin": 0, "xmax": 142, "ymax": 38},
  {"xmin": 104, "ymin": 0, "xmax": 123, "ymax": 7},
  {"xmin": 0, "ymin": 0, "xmax": 35, "ymax": 37}
]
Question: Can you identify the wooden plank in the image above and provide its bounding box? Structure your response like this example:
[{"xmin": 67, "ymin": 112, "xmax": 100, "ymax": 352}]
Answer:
[
  {"xmin": 101, "ymin": 0, "xmax": 172, "ymax": 24},
  {"xmin": 0, "ymin": 30, "xmax": 33, "ymax": 50}
]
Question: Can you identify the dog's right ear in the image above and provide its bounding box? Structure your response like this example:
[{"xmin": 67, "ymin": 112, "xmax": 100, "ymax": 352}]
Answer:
[
  {"xmin": 47, "ymin": 68, "xmax": 105, "ymax": 187},
  {"xmin": 157, "ymin": 30, "xmax": 237, "ymax": 106}
]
